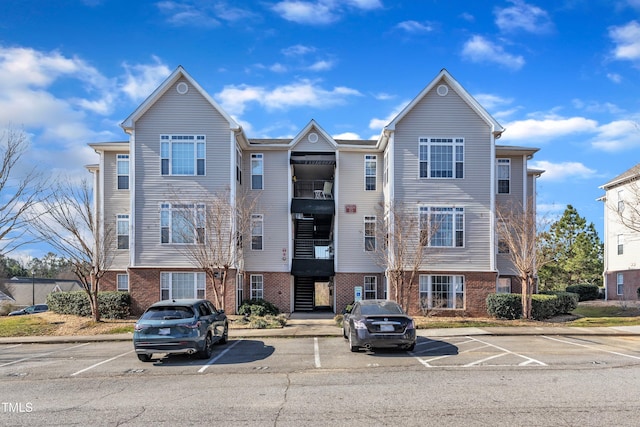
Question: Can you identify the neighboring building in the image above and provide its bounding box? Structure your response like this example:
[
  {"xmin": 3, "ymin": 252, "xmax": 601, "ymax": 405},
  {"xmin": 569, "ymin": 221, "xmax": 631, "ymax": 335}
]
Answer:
[
  {"xmin": 89, "ymin": 66, "xmax": 541, "ymax": 316},
  {"xmin": 0, "ymin": 277, "xmax": 83, "ymax": 308},
  {"xmin": 599, "ymin": 164, "xmax": 640, "ymax": 301}
]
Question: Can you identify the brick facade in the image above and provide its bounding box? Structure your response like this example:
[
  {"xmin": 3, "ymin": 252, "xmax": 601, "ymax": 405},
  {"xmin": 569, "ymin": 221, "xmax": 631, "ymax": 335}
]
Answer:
[{"xmin": 605, "ymin": 269, "xmax": 640, "ymax": 301}]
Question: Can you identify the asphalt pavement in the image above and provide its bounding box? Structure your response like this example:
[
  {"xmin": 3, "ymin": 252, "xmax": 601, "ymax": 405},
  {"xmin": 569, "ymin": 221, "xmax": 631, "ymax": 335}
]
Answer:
[{"xmin": 2, "ymin": 312, "xmax": 640, "ymax": 345}]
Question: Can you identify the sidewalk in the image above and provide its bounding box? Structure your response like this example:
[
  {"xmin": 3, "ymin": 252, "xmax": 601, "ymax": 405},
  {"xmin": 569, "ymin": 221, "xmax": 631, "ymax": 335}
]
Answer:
[{"xmin": 2, "ymin": 317, "xmax": 640, "ymax": 345}]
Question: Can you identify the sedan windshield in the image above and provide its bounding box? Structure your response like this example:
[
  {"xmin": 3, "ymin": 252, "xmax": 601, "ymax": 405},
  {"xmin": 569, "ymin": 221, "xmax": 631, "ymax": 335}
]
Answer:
[
  {"xmin": 360, "ymin": 303, "xmax": 404, "ymax": 315},
  {"xmin": 141, "ymin": 306, "xmax": 195, "ymax": 320}
]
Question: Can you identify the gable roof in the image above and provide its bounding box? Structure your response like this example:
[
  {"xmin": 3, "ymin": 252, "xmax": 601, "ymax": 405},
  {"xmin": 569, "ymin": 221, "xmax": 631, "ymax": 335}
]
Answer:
[
  {"xmin": 385, "ymin": 68, "xmax": 505, "ymax": 137},
  {"xmin": 120, "ymin": 66, "xmax": 240, "ymax": 133},
  {"xmin": 601, "ymin": 163, "xmax": 640, "ymax": 190}
]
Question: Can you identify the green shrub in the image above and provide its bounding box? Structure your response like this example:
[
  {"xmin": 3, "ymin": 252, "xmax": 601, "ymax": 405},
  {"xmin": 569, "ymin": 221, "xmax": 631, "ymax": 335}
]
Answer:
[
  {"xmin": 531, "ymin": 294, "xmax": 557, "ymax": 320},
  {"xmin": 46, "ymin": 291, "xmax": 131, "ymax": 319},
  {"xmin": 552, "ymin": 292, "xmax": 579, "ymax": 314},
  {"xmin": 486, "ymin": 294, "xmax": 522, "ymax": 320},
  {"xmin": 238, "ymin": 299, "xmax": 280, "ymax": 317},
  {"xmin": 565, "ymin": 284, "xmax": 600, "ymax": 302}
]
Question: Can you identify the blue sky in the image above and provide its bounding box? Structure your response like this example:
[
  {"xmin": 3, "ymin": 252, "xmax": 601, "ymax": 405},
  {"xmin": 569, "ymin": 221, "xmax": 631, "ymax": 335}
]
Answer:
[{"xmin": 1, "ymin": 0, "xmax": 640, "ymax": 259}]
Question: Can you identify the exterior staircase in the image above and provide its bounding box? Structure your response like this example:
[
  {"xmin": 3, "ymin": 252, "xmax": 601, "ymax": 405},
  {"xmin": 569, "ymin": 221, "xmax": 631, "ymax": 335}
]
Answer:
[
  {"xmin": 294, "ymin": 219, "xmax": 314, "ymax": 259},
  {"xmin": 294, "ymin": 276, "xmax": 315, "ymax": 311}
]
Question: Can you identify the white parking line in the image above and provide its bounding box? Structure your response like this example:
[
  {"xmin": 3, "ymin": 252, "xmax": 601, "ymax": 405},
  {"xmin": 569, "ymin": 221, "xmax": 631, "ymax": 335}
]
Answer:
[
  {"xmin": 0, "ymin": 343, "xmax": 90, "ymax": 368},
  {"xmin": 416, "ymin": 343, "xmax": 491, "ymax": 367},
  {"xmin": 314, "ymin": 337, "xmax": 321, "ymax": 368},
  {"xmin": 71, "ymin": 350, "xmax": 135, "ymax": 376},
  {"xmin": 542, "ymin": 335, "xmax": 640, "ymax": 360},
  {"xmin": 0, "ymin": 344, "xmax": 23, "ymax": 351},
  {"xmin": 198, "ymin": 340, "xmax": 242, "ymax": 373},
  {"xmin": 465, "ymin": 336, "xmax": 547, "ymax": 367}
]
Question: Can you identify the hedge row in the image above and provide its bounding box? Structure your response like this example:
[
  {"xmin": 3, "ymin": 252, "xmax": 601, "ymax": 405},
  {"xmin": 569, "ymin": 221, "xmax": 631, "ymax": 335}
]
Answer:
[
  {"xmin": 486, "ymin": 292, "xmax": 579, "ymax": 320},
  {"xmin": 565, "ymin": 284, "xmax": 600, "ymax": 301},
  {"xmin": 46, "ymin": 291, "xmax": 131, "ymax": 319},
  {"xmin": 237, "ymin": 299, "xmax": 280, "ymax": 317}
]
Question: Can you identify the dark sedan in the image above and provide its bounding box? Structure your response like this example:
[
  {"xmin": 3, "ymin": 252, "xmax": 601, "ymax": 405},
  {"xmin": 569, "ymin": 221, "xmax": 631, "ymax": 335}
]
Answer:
[
  {"xmin": 342, "ymin": 299, "xmax": 416, "ymax": 352},
  {"xmin": 8, "ymin": 304, "xmax": 49, "ymax": 316},
  {"xmin": 133, "ymin": 299, "xmax": 228, "ymax": 362}
]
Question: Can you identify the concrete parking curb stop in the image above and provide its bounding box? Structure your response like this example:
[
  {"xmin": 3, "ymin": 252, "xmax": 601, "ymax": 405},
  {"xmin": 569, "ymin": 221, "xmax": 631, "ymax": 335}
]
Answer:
[{"xmin": 1, "ymin": 319, "xmax": 640, "ymax": 345}]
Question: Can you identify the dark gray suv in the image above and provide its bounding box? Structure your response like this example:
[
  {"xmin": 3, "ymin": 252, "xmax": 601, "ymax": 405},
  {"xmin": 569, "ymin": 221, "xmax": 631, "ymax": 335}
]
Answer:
[{"xmin": 133, "ymin": 299, "xmax": 228, "ymax": 362}]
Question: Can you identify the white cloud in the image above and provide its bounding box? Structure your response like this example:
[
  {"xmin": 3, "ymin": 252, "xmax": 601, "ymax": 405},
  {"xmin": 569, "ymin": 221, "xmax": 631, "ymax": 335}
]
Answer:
[
  {"xmin": 156, "ymin": 1, "xmax": 255, "ymax": 27},
  {"xmin": 282, "ymin": 44, "xmax": 316, "ymax": 56},
  {"xmin": 461, "ymin": 35, "xmax": 525, "ymax": 70},
  {"xmin": 307, "ymin": 60, "xmax": 334, "ymax": 71},
  {"xmin": 395, "ymin": 20, "xmax": 434, "ymax": 33},
  {"xmin": 609, "ymin": 20, "xmax": 640, "ymax": 61},
  {"xmin": 333, "ymin": 131, "xmax": 361, "ymax": 140},
  {"xmin": 501, "ymin": 116, "xmax": 598, "ymax": 141},
  {"xmin": 369, "ymin": 101, "xmax": 410, "ymax": 130},
  {"xmin": 271, "ymin": 0, "xmax": 382, "ymax": 25},
  {"xmin": 494, "ymin": 0, "xmax": 553, "ymax": 34},
  {"xmin": 529, "ymin": 160, "xmax": 596, "ymax": 181},
  {"xmin": 121, "ymin": 57, "xmax": 171, "ymax": 102},
  {"xmin": 216, "ymin": 80, "xmax": 362, "ymax": 115},
  {"xmin": 607, "ymin": 72, "xmax": 622, "ymax": 83},
  {"xmin": 473, "ymin": 93, "xmax": 513, "ymax": 110},
  {"xmin": 591, "ymin": 120, "xmax": 640, "ymax": 151}
]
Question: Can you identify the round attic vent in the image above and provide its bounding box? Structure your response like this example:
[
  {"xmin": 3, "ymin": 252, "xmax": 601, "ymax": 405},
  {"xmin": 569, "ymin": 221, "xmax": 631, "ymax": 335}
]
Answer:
[
  {"xmin": 437, "ymin": 84, "xmax": 449, "ymax": 96},
  {"xmin": 176, "ymin": 82, "xmax": 189, "ymax": 94},
  {"xmin": 308, "ymin": 132, "xmax": 318, "ymax": 143}
]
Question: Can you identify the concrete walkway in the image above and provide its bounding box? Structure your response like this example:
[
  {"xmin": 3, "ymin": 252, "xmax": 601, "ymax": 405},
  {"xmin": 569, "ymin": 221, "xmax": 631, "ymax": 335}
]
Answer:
[{"xmin": 2, "ymin": 316, "xmax": 640, "ymax": 345}]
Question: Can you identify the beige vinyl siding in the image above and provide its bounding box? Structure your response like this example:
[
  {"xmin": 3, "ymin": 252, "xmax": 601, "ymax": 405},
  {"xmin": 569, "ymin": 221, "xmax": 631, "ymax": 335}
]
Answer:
[
  {"xmin": 132, "ymin": 78, "xmax": 234, "ymax": 267},
  {"xmin": 295, "ymin": 130, "xmax": 335, "ymax": 152},
  {"xmin": 605, "ymin": 184, "xmax": 639, "ymax": 272},
  {"xmin": 392, "ymin": 81, "xmax": 493, "ymax": 271},
  {"xmin": 335, "ymin": 151, "xmax": 384, "ymax": 273},
  {"xmin": 102, "ymin": 151, "xmax": 130, "ymax": 269},
  {"xmin": 242, "ymin": 150, "xmax": 290, "ymax": 272},
  {"xmin": 496, "ymin": 155, "xmax": 526, "ymax": 276}
]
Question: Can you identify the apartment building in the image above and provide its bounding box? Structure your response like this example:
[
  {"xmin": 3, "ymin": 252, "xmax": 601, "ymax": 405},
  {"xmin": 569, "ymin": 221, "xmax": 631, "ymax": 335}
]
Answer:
[
  {"xmin": 600, "ymin": 164, "xmax": 640, "ymax": 301},
  {"xmin": 89, "ymin": 66, "xmax": 541, "ymax": 316}
]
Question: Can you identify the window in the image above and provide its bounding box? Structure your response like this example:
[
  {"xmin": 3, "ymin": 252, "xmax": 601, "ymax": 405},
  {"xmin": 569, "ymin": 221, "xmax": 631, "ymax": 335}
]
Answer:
[
  {"xmin": 250, "ymin": 275, "xmax": 264, "ymax": 299},
  {"xmin": 160, "ymin": 203, "xmax": 205, "ymax": 244},
  {"xmin": 160, "ymin": 272, "xmax": 205, "ymax": 300},
  {"xmin": 117, "ymin": 274, "xmax": 129, "ymax": 291},
  {"xmin": 419, "ymin": 206, "xmax": 464, "ymax": 247},
  {"xmin": 251, "ymin": 214, "xmax": 263, "ymax": 250},
  {"xmin": 117, "ymin": 214, "xmax": 129, "ymax": 249},
  {"xmin": 496, "ymin": 159, "xmax": 510, "ymax": 194},
  {"xmin": 419, "ymin": 275, "xmax": 464, "ymax": 309},
  {"xmin": 496, "ymin": 277, "xmax": 511, "ymax": 294},
  {"xmin": 160, "ymin": 135, "xmax": 205, "ymax": 176},
  {"xmin": 618, "ymin": 190, "xmax": 624, "ymax": 213},
  {"xmin": 364, "ymin": 276, "xmax": 377, "ymax": 299},
  {"xmin": 618, "ymin": 234, "xmax": 624, "ymax": 255},
  {"xmin": 617, "ymin": 273, "xmax": 624, "ymax": 296},
  {"xmin": 364, "ymin": 216, "xmax": 376, "ymax": 251},
  {"xmin": 251, "ymin": 153, "xmax": 263, "ymax": 190},
  {"xmin": 117, "ymin": 154, "xmax": 129, "ymax": 190},
  {"xmin": 419, "ymin": 137, "xmax": 464, "ymax": 179},
  {"xmin": 236, "ymin": 148, "xmax": 242, "ymax": 184},
  {"xmin": 365, "ymin": 155, "xmax": 377, "ymax": 191}
]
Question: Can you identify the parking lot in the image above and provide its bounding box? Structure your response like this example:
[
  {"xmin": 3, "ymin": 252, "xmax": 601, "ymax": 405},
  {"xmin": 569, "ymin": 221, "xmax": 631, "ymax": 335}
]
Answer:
[{"xmin": 2, "ymin": 333, "xmax": 640, "ymax": 379}]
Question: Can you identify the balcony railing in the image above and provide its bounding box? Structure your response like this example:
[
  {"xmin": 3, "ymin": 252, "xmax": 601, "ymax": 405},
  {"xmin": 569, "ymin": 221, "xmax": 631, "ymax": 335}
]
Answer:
[
  {"xmin": 294, "ymin": 239, "xmax": 333, "ymax": 259},
  {"xmin": 293, "ymin": 179, "xmax": 333, "ymax": 199}
]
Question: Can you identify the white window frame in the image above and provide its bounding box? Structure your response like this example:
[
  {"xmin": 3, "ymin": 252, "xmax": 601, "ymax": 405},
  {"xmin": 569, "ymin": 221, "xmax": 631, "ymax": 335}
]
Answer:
[
  {"xmin": 496, "ymin": 277, "xmax": 511, "ymax": 294},
  {"xmin": 419, "ymin": 137, "xmax": 464, "ymax": 179},
  {"xmin": 365, "ymin": 155, "xmax": 377, "ymax": 191},
  {"xmin": 251, "ymin": 153, "xmax": 263, "ymax": 190},
  {"xmin": 236, "ymin": 148, "xmax": 242, "ymax": 184},
  {"xmin": 160, "ymin": 272, "xmax": 206, "ymax": 300},
  {"xmin": 419, "ymin": 206, "xmax": 465, "ymax": 248},
  {"xmin": 419, "ymin": 275, "xmax": 465, "ymax": 309},
  {"xmin": 117, "ymin": 274, "xmax": 129, "ymax": 291},
  {"xmin": 496, "ymin": 158, "xmax": 510, "ymax": 194},
  {"xmin": 117, "ymin": 154, "xmax": 129, "ymax": 190},
  {"xmin": 117, "ymin": 214, "xmax": 129, "ymax": 250},
  {"xmin": 364, "ymin": 215, "xmax": 376, "ymax": 252},
  {"xmin": 160, "ymin": 203, "xmax": 205, "ymax": 244},
  {"xmin": 364, "ymin": 276, "xmax": 377, "ymax": 299},
  {"xmin": 250, "ymin": 274, "xmax": 264, "ymax": 300},
  {"xmin": 617, "ymin": 234, "xmax": 624, "ymax": 255},
  {"xmin": 617, "ymin": 190, "xmax": 624, "ymax": 213},
  {"xmin": 160, "ymin": 135, "xmax": 206, "ymax": 176},
  {"xmin": 617, "ymin": 273, "xmax": 624, "ymax": 296},
  {"xmin": 251, "ymin": 214, "xmax": 263, "ymax": 251}
]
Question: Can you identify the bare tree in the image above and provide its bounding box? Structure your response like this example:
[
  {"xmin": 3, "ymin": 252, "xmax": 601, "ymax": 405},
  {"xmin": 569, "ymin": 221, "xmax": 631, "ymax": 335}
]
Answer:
[
  {"xmin": 171, "ymin": 187, "xmax": 260, "ymax": 311},
  {"xmin": 29, "ymin": 179, "xmax": 115, "ymax": 321},
  {"xmin": 368, "ymin": 201, "xmax": 436, "ymax": 312},
  {"xmin": 0, "ymin": 126, "xmax": 49, "ymax": 255},
  {"xmin": 496, "ymin": 198, "xmax": 556, "ymax": 319}
]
